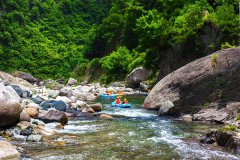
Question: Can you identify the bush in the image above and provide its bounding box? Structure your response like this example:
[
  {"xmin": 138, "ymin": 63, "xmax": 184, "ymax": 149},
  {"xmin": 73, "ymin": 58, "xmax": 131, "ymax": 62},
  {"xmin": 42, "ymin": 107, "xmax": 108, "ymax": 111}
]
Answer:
[
  {"xmin": 100, "ymin": 46, "xmax": 132, "ymax": 81},
  {"xmin": 220, "ymin": 124, "xmax": 237, "ymax": 132}
]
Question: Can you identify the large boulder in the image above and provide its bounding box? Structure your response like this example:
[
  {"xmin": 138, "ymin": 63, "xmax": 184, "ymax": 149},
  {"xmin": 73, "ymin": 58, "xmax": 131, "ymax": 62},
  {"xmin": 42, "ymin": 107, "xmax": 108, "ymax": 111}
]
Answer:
[
  {"xmin": 38, "ymin": 110, "xmax": 68, "ymax": 125},
  {"xmin": 142, "ymin": 47, "xmax": 240, "ymax": 116},
  {"xmin": 0, "ymin": 83, "xmax": 22, "ymax": 127},
  {"xmin": 13, "ymin": 71, "xmax": 36, "ymax": 83},
  {"xmin": 127, "ymin": 66, "xmax": 150, "ymax": 88},
  {"xmin": 0, "ymin": 141, "xmax": 20, "ymax": 159},
  {"xmin": 0, "ymin": 71, "xmax": 33, "ymax": 88}
]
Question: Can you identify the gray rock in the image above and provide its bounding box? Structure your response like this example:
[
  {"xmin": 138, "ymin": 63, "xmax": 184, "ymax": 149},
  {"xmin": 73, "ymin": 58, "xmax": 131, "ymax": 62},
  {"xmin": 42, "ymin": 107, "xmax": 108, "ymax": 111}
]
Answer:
[
  {"xmin": 0, "ymin": 141, "xmax": 20, "ymax": 159},
  {"xmin": 48, "ymin": 90, "xmax": 59, "ymax": 98},
  {"xmin": 193, "ymin": 108, "xmax": 228, "ymax": 124},
  {"xmin": 40, "ymin": 100, "xmax": 67, "ymax": 111},
  {"xmin": 139, "ymin": 82, "xmax": 149, "ymax": 92},
  {"xmin": 38, "ymin": 110, "xmax": 68, "ymax": 125},
  {"xmin": 67, "ymin": 78, "xmax": 77, "ymax": 86},
  {"xmin": 72, "ymin": 111, "xmax": 94, "ymax": 119},
  {"xmin": 14, "ymin": 71, "xmax": 36, "ymax": 83},
  {"xmin": 0, "ymin": 71, "xmax": 33, "ymax": 88},
  {"xmin": 143, "ymin": 47, "xmax": 240, "ymax": 116},
  {"xmin": 10, "ymin": 84, "xmax": 30, "ymax": 98},
  {"xmin": 27, "ymin": 134, "xmax": 42, "ymax": 142},
  {"xmin": 59, "ymin": 87, "xmax": 73, "ymax": 97},
  {"xmin": 87, "ymin": 103, "xmax": 102, "ymax": 112},
  {"xmin": 127, "ymin": 66, "xmax": 150, "ymax": 88}
]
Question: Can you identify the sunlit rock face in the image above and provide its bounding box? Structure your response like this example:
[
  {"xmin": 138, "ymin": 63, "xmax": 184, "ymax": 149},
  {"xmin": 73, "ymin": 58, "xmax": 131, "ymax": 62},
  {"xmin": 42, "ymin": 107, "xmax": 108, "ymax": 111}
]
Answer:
[{"xmin": 143, "ymin": 47, "xmax": 240, "ymax": 115}]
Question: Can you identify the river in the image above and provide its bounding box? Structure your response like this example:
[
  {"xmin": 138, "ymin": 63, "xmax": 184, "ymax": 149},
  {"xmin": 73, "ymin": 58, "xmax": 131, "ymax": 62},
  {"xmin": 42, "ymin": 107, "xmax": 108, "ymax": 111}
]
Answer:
[{"xmin": 18, "ymin": 95, "xmax": 240, "ymax": 160}]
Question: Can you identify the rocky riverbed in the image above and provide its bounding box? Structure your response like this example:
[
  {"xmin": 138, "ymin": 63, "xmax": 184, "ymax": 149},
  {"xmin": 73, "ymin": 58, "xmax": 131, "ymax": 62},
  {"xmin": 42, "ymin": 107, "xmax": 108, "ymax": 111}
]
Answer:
[
  {"xmin": 0, "ymin": 71, "xmax": 148, "ymax": 159},
  {"xmin": 0, "ymin": 61, "xmax": 240, "ymax": 159}
]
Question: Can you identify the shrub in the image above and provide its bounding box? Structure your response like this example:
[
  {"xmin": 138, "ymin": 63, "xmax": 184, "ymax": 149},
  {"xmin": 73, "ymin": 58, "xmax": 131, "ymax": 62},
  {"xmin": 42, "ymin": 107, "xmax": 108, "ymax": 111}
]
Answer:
[
  {"xmin": 220, "ymin": 124, "xmax": 237, "ymax": 132},
  {"xmin": 211, "ymin": 53, "xmax": 219, "ymax": 69},
  {"xmin": 100, "ymin": 46, "xmax": 132, "ymax": 81}
]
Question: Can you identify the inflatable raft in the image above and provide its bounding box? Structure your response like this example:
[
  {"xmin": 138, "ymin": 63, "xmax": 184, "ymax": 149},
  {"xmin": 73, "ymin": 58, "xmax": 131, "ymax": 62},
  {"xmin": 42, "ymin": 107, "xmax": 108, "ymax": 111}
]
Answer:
[
  {"xmin": 100, "ymin": 94, "xmax": 117, "ymax": 99},
  {"xmin": 111, "ymin": 102, "xmax": 131, "ymax": 108}
]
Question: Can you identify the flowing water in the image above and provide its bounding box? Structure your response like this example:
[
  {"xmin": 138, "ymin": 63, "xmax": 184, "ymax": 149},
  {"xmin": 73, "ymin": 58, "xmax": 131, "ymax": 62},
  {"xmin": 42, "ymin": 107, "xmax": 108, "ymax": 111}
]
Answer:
[{"xmin": 18, "ymin": 95, "xmax": 240, "ymax": 160}]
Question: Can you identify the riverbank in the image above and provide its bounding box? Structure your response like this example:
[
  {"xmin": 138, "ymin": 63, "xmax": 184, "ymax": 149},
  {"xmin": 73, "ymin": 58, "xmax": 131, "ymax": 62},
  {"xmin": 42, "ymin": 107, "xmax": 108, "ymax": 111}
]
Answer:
[{"xmin": 0, "ymin": 70, "xmax": 240, "ymax": 159}]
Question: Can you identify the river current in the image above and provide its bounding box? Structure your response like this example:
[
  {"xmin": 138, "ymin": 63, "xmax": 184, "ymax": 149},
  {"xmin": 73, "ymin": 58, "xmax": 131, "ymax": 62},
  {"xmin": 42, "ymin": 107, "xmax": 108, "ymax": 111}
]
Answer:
[{"xmin": 19, "ymin": 95, "xmax": 240, "ymax": 160}]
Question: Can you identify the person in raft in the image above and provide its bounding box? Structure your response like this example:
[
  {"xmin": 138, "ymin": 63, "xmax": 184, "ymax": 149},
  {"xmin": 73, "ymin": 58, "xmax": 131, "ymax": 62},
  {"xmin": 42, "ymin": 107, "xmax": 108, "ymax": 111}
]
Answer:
[
  {"xmin": 106, "ymin": 90, "xmax": 113, "ymax": 95},
  {"xmin": 115, "ymin": 97, "xmax": 121, "ymax": 104},
  {"xmin": 123, "ymin": 98, "xmax": 128, "ymax": 104}
]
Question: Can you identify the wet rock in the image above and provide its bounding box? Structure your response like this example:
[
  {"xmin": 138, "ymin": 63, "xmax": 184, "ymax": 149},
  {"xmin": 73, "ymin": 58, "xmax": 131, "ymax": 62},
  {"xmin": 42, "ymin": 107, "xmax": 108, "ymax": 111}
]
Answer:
[
  {"xmin": 139, "ymin": 82, "xmax": 149, "ymax": 92},
  {"xmin": 27, "ymin": 134, "xmax": 42, "ymax": 142},
  {"xmin": 201, "ymin": 130, "xmax": 239, "ymax": 149},
  {"xmin": 32, "ymin": 124, "xmax": 56, "ymax": 136},
  {"xmin": 67, "ymin": 78, "xmax": 77, "ymax": 86},
  {"xmin": 86, "ymin": 107, "xmax": 95, "ymax": 113},
  {"xmin": 65, "ymin": 107, "xmax": 77, "ymax": 113},
  {"xmin": 0, "ymin": 141, "xmax": 20, "ymax": 159},
  {"xmin": 17, "ymin": 121, "xmax": 31, "ymax": 130},
  {"xmin": 40, "ymin": 100, "xmax": 67, "ymax": 111},
  {"xmin": 38, "ymin": 110, "xmax": 68, "ymax": 125},
  {"xmin": 200, "ymin": 130, "xmax": 217, "ymax": 144},
  {"xmin": 127, "ymin": 66, "xmax": 150, "ymax": 88},
  {"xmin": 142, "ymin": 47, "xmax": 240, "ymax": 115},
  {"xmin": 55, "ymin": 124, "xmax": 64, "ymax": 129},
  {"xmin": 87, "ymin": 103, "xmax": 102, "ymax": 112},
  {"xmin": 14, "ymin": 71, "xmax": 36, "ymax": 83},
  {"xmin": 20, "ymin": 110, "xmax": 31, "ymax": 122},
  {"xmin": 193, "ymin": 108, "xmax": 228, "ymax": 124},
  {"xmin": 29, "ymin": 96, "xmax": 44, "ymax": 104},
  {"xmin": 20, "ymin": 127, "xmax": 33, "ymax": 136},
  {"xmin": 0, "ymin": 83, "xmax": 22, "ymax": 127},
  {"xmin": 180, "ymin": 114, "xmax": 193, "ymax": 122},
  {"xmin": 72, "ymin": 111, "xmax": 94, "ymax": 119},
  {"xmin": 99, "ymin": 114, "xmax": 113, "ymax": 120}
]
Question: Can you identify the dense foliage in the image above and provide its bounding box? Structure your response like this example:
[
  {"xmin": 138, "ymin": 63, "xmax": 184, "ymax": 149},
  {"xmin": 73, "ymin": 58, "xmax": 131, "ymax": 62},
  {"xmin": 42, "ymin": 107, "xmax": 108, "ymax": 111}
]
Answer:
[{"xmin": 0, "ymin": 0, "xmax": 239, "ymax": 82}]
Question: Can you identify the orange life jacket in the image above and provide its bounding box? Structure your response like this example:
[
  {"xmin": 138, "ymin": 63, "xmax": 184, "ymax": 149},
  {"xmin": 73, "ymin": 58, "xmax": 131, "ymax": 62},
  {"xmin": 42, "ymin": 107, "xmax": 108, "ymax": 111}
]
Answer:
[
  {"xmin": 123, "ymin": 100, "xmax": 128, "ymax": 104},
  {"xmin": 115, "ymin": 99, "xmax": 121, "ymax": 104}
]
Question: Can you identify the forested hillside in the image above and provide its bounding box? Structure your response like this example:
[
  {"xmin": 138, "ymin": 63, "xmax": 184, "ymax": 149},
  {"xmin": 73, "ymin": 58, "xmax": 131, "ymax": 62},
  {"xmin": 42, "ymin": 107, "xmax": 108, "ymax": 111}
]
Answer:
[{"xmin": 0, "ymin": 0, "xmax": 239, "ymax": 83}]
